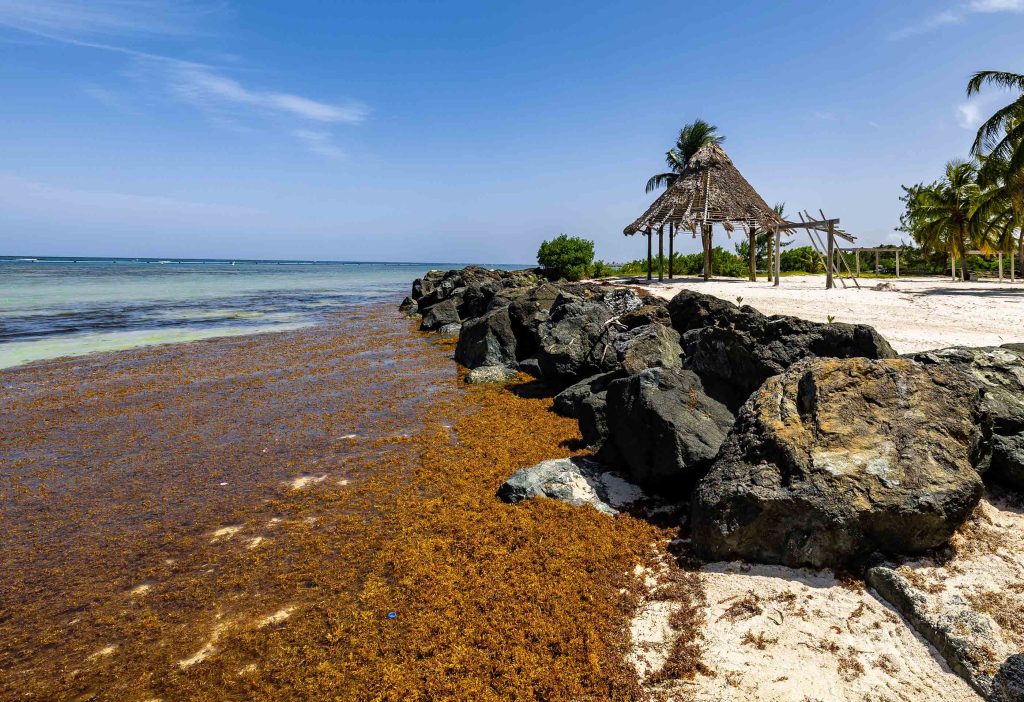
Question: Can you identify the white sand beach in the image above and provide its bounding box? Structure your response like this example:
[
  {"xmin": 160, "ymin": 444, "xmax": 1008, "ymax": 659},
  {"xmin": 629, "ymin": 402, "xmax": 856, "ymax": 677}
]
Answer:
[{"xmin": 622, "ymin": 275, "xmax": 1024, "ymax": 354}]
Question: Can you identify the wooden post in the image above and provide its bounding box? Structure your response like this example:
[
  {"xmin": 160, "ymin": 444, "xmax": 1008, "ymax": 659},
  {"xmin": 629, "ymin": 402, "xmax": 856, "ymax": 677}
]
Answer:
[
  {"xmin": 773, "ymin": 228, "xmax": 781, "ymax": 287},
  {"xmin": 748, "ymin": 226, "xmax": 756, "ymax": 282},
  {"xmin": 825, "ymin": 223, "xmax": 835, "ymax": 290},
  {"xmin": 765, "ymin": 229, "xmax": 773, "ymax": 282},
  {"xmin": 668, "ymin": 223, "xmax": 674, "ymax": 280},
  {"xmin": 951, "ymin": 255, "xmax": 956, "ymax": 281},
  {"xmin": 875, "ymin": 251, "xmax": 880, "ymax": 274},
  {"xmin": 646, "ymin": 229, "xmax": 652, "ymax": 281},
  {"xmin": 657, "ymin": 225, "xmax": 664, "ymax": 282},
  {"xmin": 1012, "ymin": 250, "xmax": 1016, "ymax": 283},
  {"xmin": 701, "ymin": 223, "xmax": 712, "ymax": 281},
  {"xmin": 999, "ymin": 251, "xmax": 1004, "ymax": 282},
  {"xmin": 855, "ymin": 249, "xmax": 860, "ymax": 278},
  {"xmin": 895, "ymin": 251, "xmax": 900, "ymax": 278}
]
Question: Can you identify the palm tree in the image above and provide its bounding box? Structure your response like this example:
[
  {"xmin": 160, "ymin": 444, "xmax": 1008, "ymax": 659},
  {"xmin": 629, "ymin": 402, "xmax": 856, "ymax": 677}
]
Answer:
[
  {"xmin": 967, "ymin": 81, "xmax": 1024, "ymax": 272},
  {"xmin": 976, "ymin": 146, "xmax": 1024, "ymax": 270},
  {"xmin": 645, "ymin": 119, "xmax": 724, "ymax": 193},
  {"xmin": 900, "ymin": 160, "xmax": 988, "ymax": 280},
  {"xmin": 966, "ymin": 71, "xmax": 1024, "ymax": 175}
]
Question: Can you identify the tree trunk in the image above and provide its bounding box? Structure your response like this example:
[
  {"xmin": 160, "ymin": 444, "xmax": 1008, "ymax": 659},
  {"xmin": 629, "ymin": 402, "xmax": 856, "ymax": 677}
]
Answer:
[{"xmin": 1019, "ymin": 229, "xmax": 1024, "ymax": 280}]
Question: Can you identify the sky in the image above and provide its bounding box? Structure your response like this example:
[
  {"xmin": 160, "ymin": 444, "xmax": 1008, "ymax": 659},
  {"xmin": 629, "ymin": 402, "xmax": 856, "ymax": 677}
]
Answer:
[{"xmin": 1, "ymin": 0, "xmax": 1024, "ymax": 264}]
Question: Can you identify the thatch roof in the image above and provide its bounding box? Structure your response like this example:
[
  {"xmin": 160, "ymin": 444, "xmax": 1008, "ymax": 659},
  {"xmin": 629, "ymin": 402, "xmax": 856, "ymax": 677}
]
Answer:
[{"xmin": 624, "ymin": 142, "xmax": 785, "ymax": 235}]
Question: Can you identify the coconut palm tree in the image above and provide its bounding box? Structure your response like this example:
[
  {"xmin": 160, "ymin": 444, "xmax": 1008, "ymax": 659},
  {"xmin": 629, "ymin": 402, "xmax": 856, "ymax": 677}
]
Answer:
[
  {"xmin": 967, "ymin": 71, "xmax": 1024, "ymax": 175},
  {"xmin": 968, "ymin": 90, "xmax": 1024, "ymax": 273},
  {"xmin": 644, "ymin": 119, "xmax": 725, "ymax": 193},
  {"xmin": 976, "ymin": 146, "xmax": 1024, "ymax": 270},
  {"xmin": 899, "ymin": 160, "xmax": 988, "ymax": 280}
]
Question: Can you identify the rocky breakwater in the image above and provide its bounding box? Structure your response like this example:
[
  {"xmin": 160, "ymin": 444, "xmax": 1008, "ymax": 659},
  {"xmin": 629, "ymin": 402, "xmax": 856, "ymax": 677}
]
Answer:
[{"xmin": 403, "ymin": 267, "xmax": 1024, "ymax": 697}]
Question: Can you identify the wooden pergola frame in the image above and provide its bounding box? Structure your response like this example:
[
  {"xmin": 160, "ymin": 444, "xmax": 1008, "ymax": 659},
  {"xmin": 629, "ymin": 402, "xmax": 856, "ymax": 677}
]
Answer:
[{"xmin": 636, "ymin": 209, "xmax": 857, "ymax": 290}]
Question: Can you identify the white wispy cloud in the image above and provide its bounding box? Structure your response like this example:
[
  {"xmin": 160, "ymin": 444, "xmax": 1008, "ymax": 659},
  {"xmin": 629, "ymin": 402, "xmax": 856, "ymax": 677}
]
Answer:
[
  {"xmin": 167, "ymin": 64, "xmax": 367, "ymax": 124},
  {"xmin": 0, "ymin": 0, "xmax": 226, "ymax": 38},
  {"xmin": 890, "ymin": 0, "xmax": 1024, "ymax": 39},
  {"xmin": 956, "ymin": 89, "xmax": 1012, "ymax": 131},
  {"xmin": 0, "ymin": 0, "xmax": 366, "ymax": 159},
  {"xmin": 293, "ymin": 130, "xmax": 346, "ymax": 160}
]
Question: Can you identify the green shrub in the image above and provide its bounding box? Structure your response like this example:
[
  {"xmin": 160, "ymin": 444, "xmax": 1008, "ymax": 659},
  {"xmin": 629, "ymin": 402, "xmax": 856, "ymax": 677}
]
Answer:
[
  {"xmin": 589, "ymin": 260, "xmax": 617, "ymax": 278},
  {"xmin": 537, "ymin": 234, "xmax": 595, "ymax": 281}
]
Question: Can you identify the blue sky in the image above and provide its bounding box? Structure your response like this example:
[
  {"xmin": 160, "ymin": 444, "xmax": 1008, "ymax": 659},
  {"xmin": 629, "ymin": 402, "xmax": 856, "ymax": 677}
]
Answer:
[{"xmin": 1, "ymin": 0, "xmax": 1023, "ymax": 264}]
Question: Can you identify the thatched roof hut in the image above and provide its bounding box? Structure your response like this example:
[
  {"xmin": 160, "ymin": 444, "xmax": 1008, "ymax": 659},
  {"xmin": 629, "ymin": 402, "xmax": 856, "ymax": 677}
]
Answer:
[
  {"xmin": 624, "ymin": 142, "xmax": 786, "ymax": 283},
  {"xmin": 624, "ymin": 142, "xmax": 784, "ymax": 236}
]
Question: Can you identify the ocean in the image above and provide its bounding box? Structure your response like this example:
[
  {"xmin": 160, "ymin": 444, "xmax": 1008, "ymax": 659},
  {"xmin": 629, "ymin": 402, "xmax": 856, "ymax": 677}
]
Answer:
[{"xmin": 0, "ymin": 257, "xmax": 523, "ymax": 369}]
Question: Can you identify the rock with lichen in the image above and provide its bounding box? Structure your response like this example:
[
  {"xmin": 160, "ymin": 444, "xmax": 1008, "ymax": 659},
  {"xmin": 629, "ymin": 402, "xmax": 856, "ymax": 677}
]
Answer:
[{"xmin": 692, "ymin": 357, "xmax": 990, "ymax": 568}]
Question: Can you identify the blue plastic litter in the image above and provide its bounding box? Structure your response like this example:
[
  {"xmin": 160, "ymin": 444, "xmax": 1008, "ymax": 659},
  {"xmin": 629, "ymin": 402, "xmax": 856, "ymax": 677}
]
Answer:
[{"xmin": 387, "ymin": 611, "xmax": 397, "ymax": 619}]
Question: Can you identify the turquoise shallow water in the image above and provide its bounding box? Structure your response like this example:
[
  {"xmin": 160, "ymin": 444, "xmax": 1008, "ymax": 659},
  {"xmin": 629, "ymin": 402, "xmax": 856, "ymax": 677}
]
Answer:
[{"xmin": 0, "ymin": 258, "xmax": 521, "ymax": 369}]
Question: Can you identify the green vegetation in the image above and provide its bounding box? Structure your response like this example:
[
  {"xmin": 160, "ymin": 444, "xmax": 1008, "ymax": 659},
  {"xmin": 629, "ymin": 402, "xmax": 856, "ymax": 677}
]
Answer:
[
  {"xmin": 536, "ymin": 234, "xmax": 594, "ymax": 281},
  {"xmin": 899, "ymin": 70, "xmax": 1024, "ymax": 278},
  {"xmin": 645, "ymin": 119, "xmax": 725, "ymax": 193}
]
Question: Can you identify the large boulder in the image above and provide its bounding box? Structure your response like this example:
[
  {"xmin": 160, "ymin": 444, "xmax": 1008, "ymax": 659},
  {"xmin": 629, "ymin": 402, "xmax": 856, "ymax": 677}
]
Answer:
[
  {"xmin": 682, "ymin": 310, "xmax": 897, "ymax": 410},
  {"xmin": 536, "ymin": 298, "xmax": 619, "ymax": 385},
  {"xmin": 553, "ymin": 371, "xmax": 620, "ymax": 418},
  {"xmin": 454, "ymin": 305, "xmax": 517, "ymax": 369},
  {"xmin": 505, "ymin": 283, "xmax": 564, "ymax": 358},
  {"xmin": 692, "ymin": 358, "xmax": 990, "ymax": 568},
  {"xmin": 497, "ymin": 457, "xmax": 647, "ymax": 516},
  {"xmin": 419, "ymin": 298, "xmax": 461, "ymax": 331},
  {"xmin": 910, "ymin": 345, "xmax": 1024, "ymax": 490},
  {"xmin": 612, "ymin": 323, "xmax": 682, "ymax": 375},
  {"xmin": 457, "ymin": 281, "xmax": 500, "ymax": 320},
  {"xmin": 619, "ymin": 302, "xmax": 671, "ymax": 330},
  {"xmin": 605, "ymin": 368, "xmax": 734, "ymax": 492},
  {"xmin": 667, "ymin": 289, "xmax": 744, "ymax": 333},
  {"xmin": 411, "ymin": 270, "xmax": 445, "ymax": 301}
]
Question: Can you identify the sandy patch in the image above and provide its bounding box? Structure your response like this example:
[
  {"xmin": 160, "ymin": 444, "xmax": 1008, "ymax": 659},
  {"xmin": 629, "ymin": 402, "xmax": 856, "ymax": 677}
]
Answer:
[
  {"xmin": 892, "ymin": 494, "xmax": 1024, "ymax": 676},
  {"xmin": 289, "ymin": 474, "xmax": 327, "ymax": 490},
  {"xmin": 210, "ymin": 525, "xmax": 242, "ymax": 543},
  {"xmin": 87, "ymin": 645, "xmax": 117, "ymax": 660},
  {"xmin": 627, "ymin": 275, "xmax": 1024, "ymax": 354},
  {"xmin": 130, "ymin": 583, "xmax": 152, "ymax": 596},
  {"xmin": 258, "ymin": 607, "xmax": 295, "ymax": 628},
  {"xmin": 634, "ymin": 561, "xmax": 978, "ymax": 701},
  {"xmin": 245, "ymin": 536, "xmax": 266, "ymax": 549}
]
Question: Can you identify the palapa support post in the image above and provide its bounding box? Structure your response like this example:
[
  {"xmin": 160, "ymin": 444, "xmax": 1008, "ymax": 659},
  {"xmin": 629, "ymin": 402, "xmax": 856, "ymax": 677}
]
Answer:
[
  {"xmin": 895, "ymin": 250, "xmax": 900, "ymax": 278},
  {"xmin": 646, "ymin": 229, "xmax": 652, "ymax": 281},
  {"xmin": 855, "ymin": 249, "xmax": 860, "ymax": 278},
  {"xmin": 748, "ymin": 225, "xmax": 756, "ymax": 282},
  {"xmin": 999, "ymin": 251, "xmax": 1004, "ymax": 282},
  {"xmin": 701, "ymin": 223, "xmax": 712, "ymax": 281},
  {"xmin": 657, "ymin": 224, "xmax": 664, "ymax": 282},
  {"xmin": 773, "ymin": 228, "xmax": 781, "ymax": 287},
  {"xmin": 876, "ymin": 251, "xmax": 880, "ymax": 275},
  {"xmin": 1012, "ymin": 251, "xmax": 1016, "ymax": 282},
  {"xmin": 668, "ymin": 223, "xmax": 675, "ymax": 280},
  {"xmin": 825, "ymin": 222, "xmax": 835, "ymax": 290}
]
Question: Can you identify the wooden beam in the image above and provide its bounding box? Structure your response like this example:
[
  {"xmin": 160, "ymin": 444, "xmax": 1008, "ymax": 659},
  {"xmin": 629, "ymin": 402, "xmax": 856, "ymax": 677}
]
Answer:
[
  {"xmin": 668, "ymin": 223, "xmax": 675, "ymax": 280},
  {"xmin": 646, "ymin": 229, "xmax": 652, "ymax": 281},
  {"xmin": 774, "ymin": 228, "xmax": 781, "ymax": 287},
  {"xmin": 658, "ymin": 225, "xmax": 664, "ymax": 282},
  {"xmin": 826, "ymin": 222, "xmax": 835, "ymax": 290},
  {"xmin": 748, "ymin": 226, "xmax": 756, "ymax": 282},
  {"xmin": 701, "ymin": 223, "xmax": 712, "ymax": 281}
]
